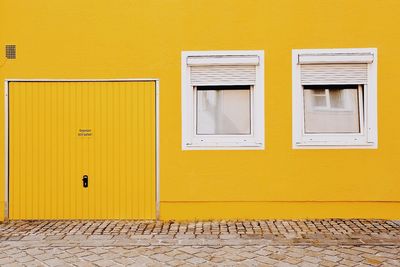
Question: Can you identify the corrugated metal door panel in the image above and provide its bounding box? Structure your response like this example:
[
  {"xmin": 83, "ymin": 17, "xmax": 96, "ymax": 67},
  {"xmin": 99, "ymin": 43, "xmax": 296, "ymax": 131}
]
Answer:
[{"xmin": 9, "ymin": 81, "xmax": 156, "ymax": 220}]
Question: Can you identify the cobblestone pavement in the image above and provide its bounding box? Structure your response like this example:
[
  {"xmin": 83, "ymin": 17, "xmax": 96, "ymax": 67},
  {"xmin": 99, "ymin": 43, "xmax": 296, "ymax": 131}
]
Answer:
[{"xmin": 0, "ymin": 220, "xmax": 399, "ymax": 266}]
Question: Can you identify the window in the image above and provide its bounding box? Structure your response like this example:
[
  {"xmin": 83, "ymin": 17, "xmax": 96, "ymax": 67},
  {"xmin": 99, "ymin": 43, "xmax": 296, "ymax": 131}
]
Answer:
[
  {"xmin": 182, "ymin": 51, "xmax": 264, "ymax": 150},
  {"xmin": 303, "ymin": 85, "xmax": 363, "ymax": 134},
  {"xmin": 196, "ymin": 86, "xmax": 251, "ymax": 135},
  {"xmin": 292, "ymin": 48, "xmax": 377, "ymax": 148}
]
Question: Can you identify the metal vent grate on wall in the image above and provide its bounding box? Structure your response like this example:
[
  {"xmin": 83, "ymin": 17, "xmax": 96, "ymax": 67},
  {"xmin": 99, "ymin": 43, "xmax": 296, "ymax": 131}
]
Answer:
[{"xmin": 5, "ymin": 45, "xmax": 16, "ymax": 59}]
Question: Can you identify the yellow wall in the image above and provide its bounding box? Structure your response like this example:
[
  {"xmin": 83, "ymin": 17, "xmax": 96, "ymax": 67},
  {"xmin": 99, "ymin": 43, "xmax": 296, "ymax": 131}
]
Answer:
[{"xmin": 1, "ymin": 0, "xmax": 400, "ymax": 220}]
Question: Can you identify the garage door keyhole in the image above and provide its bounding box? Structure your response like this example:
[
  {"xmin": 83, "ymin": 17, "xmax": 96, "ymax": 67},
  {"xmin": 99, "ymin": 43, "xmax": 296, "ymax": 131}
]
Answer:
[{"xmin": 82, "ymin": 175, "xmax": 88, "ymax": 188}]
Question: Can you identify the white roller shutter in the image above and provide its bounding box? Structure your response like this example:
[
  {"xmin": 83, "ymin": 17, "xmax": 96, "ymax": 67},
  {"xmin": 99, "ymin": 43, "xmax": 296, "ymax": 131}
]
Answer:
[
  {"xmin": 187, "ymin": 56, "xmax": 259, "ymax": 66},
  {"xmin": 301, "ymin": 64, "xmax": 368, "ymax": 85},
  {"xmin": 298, "ymin": 53, "xmax": 374, "ymax": 64},
  {"xmin": 188, "ymin": 55, "xmax": 258, "ymax": 86},
  {"xmin": 190, "ymin": 65, "xmax": 256, "ymax": 85},
  {"xmin": 298, "ymin": 52, "xmax": 372, "ymax": 85}
]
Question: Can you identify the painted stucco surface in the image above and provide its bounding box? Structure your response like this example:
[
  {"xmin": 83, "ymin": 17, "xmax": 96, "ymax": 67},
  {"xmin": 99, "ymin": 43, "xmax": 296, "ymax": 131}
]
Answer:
[{"xmin": 0, "ymin": 0, "xmax": 400, "ymax": 219}]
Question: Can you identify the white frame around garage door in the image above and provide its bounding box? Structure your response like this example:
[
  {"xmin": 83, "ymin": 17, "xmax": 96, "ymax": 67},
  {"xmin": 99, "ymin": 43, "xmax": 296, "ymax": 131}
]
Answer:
[{"xmin": 4, "ymin": 78, "xmax": 160, "ymax": 220}]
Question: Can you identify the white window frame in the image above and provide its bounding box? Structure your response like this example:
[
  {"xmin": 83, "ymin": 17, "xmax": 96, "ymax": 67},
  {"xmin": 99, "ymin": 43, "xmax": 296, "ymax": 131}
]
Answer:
[
  {"xmin": 182, "ymin": 50, "xmax": 265, "ymax": 150},
  {"xmin": 292, "ymin": 48, "xmax": 378, "ymax": 149}
]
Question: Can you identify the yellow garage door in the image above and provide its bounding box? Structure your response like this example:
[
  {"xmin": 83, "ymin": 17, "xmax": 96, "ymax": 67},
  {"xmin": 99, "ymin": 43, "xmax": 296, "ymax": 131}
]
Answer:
[{"xmin": 9, "ymin": 81, "xmax": 156, "ymax": 219}]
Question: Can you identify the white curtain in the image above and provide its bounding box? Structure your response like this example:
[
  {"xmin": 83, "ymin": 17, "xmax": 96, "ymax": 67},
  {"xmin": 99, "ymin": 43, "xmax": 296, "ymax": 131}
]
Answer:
[
  {"xmin": 197, "ymin": 89, "xmax": 251, "ymax": 135},
  {"xmin": 303, "ymin": 88, "xmax": 360, "ymax": 133}
]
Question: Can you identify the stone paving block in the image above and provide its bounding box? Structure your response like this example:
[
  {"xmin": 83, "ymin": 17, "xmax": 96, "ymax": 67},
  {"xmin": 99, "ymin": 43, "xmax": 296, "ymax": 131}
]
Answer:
[
  {"xmin": 74, "ymin": 251, "xmax": 94, "ymax": 258},
  {"xmin": 339, "ymin": 259, "xmax": 359, "ymax": 266},
  {"xmin": 237, "ymin": 251, "xmax": 257, "ymax": 259},
  {"xmin": 21, "ymin": 234, "xmax": 46, "ymax": 241},
  {"xmin": 63, "ymin": 256, "xmax": 80, "ymax": 264},
  {"xmin": 34, "ymin": 253, "xmax": 55, "ymax": 261},
  {"xmin": 254, "ymin": 255, "xmax": 278, "ymax": 265},
  {"xmin": 194, "ymin": 251, "xmax": 211, "ymax": 259},
  {"xmin": 2, "ymin": 263, "xmax": 24, "ymax": 267},
  {"xmin": 0, "ymin": 220, "xmax": 400, "ymax": 266},
  {"xmin": 322, "ymin": 249, "xmax": 340, "ymax": 256},
  {"xmin": 74, "ymin": 261, "xmax": 97, "ymax": 267},
  {"xmin": 0, "ymin": 257, "xmax": 15, "ymax": 265},
  {"xmin": 79, "ymin": 241, "xmax": 114, "ymax": 247},
  {"xmin": 129, "ymin": 234, "xmax": 153, "ymax": 239},
  {"xmin": 286, "ymin": 251, "xmax": 303, "ymax": 258},
  {"xmin": 340, "ymin": 253, "xmax": 364, "ymax": 262},
  {"xmin": 66, "ymin": 247, "xmax": 85, "ymax": 254},
  {"xmin": 354, "ymin": 246, "xmax": 379, "ymax": 254},
  {"xmin": 173, "ymin": 252, "xmax": 192, "ymax": 260},
  {"xmin": 44, "ymin": 258, "xmax": 66, "ymax": 266},
  {"xmin": 130, "ymin": 255, "xmax": 154, "ymax": 265},
  {"xmin": 63, "ymin": 235, "xmax": 88, "ymax": 241},
  {"xmin": 10, "ymin": 251, "xmax": 27, "ymax": 258},
  {"xmin": 323, "ymin": 255, "xmax": 342, "ymax": 262},
  {"xmin": 113, "ymin": 257, "xmax": 136, "ymax": 265},
  {"xmin": 302, "ymin": 255, "xmax": 322, "ymax": 264},
  {"xmin": 98, "ymin": 252, "xmax": 120, "ymax": 260},
  {"xmin": 94, "ymin": 259, "xmax": 120, "ymax": 267},
  {"xmin": 337, "ymin": 247, "xmax": 363, "ymax": 255},
  {"xmin": 220, "ymin": 234, "xmax": 240, "ymax": 239},
  {"xmin": 319, "ymin": 260, "xmax": 339, "ymax": 267},
  {"xmin": 299, "ymin": 262, "xmax": 320, "ymax": 267},
  {"xmin": 3, "ymin": 248, "xmax": 20, "ymax": 255},
  {"xmin": 167, "ymin": 259, "xmax": 187, "ymax": 266},
  {"xmin": 284, "ymin": 257, "xmax": 303, "ymax": 265},
  {"xmin": 364, "ymin": 256, "xmax": 384, "ymax": 266},
  {"xmin": 209, "ymin": 255, "xmax": 225, "ymax": 263},
  {"xmin": 186, "ymin": 256, "xmax": 206, "ymax": 265},
  {"xmin": 376, "ymin": 251, "xmax": 400, "ymax": 259},
  {"xmin": 87, "ymin": 235, "xmax": 113, "ymax": 240},
  {"xmin": 82, "ymin": 254, "xmax": 103, "ymax": 262},
  {"xmin": 275, "ymin": 262, "xmax": 299, "ymax": 267},
  {"xmin": 150, "ymin": 253, "xmax": 174, "ymax": 262},
  {"xmin": 384, "ymin": 259, "xmax": 400, "ymax": 266},
  {"xmin": 177, "ymin": 246, "xmax": 199, "ymax": 255},
  {"xmin": 15, "ymin": 255, "xmax": 36, "ymax": 263},
  {"xmin": 25, "ymin": 248, "xmax": 45, "ymax": 256},
  {"xmin": 6, "ymin": 236, "xmax": 22, "ymax": 241},
  {"xmin": 270, "ymin": 253, "xmax": 287, "ymax": 261}
]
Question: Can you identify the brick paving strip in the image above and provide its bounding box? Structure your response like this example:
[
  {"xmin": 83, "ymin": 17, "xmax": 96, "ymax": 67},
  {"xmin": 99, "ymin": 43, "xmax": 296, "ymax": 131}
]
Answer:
[{"xmin": 0, "ymin": 219, "xmax": 399, "ymax": 266}]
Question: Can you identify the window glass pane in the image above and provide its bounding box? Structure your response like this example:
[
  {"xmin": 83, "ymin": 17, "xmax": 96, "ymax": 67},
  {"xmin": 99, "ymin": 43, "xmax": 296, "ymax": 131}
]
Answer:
[
  {"xmin": 313, "ymin": 95, "xmax": 327, "ymax": 107},
  {"xmin": 196, "ymin": 86, "xmax": 251, "ymax": 135},
  {"xmin": 329, "ymin": 90, "xmax": 345, "ymax": 108},
  {"xmin": 310, "ymin": 89, "xmax": 327, "ymax": 107},
  {"xmin": 303, "ymin": 86, "xmax": 361, "ymax": 133}
]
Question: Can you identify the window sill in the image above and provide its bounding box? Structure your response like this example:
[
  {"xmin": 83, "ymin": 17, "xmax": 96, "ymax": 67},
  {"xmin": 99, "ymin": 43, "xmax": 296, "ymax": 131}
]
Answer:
[
  {"xmin": 183, "ymin": 142, "xmax": 264, "ymax": 151},
  {"xmin": 293, "ymin": 142, "xmax": 377, "ymax": 149}
]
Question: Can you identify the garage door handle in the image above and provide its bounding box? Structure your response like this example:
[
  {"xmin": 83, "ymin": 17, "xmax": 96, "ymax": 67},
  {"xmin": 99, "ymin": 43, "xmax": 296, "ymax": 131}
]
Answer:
[{"xmin": 82, "ymin": 175, "xmax": 88, "ymax": 188}]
